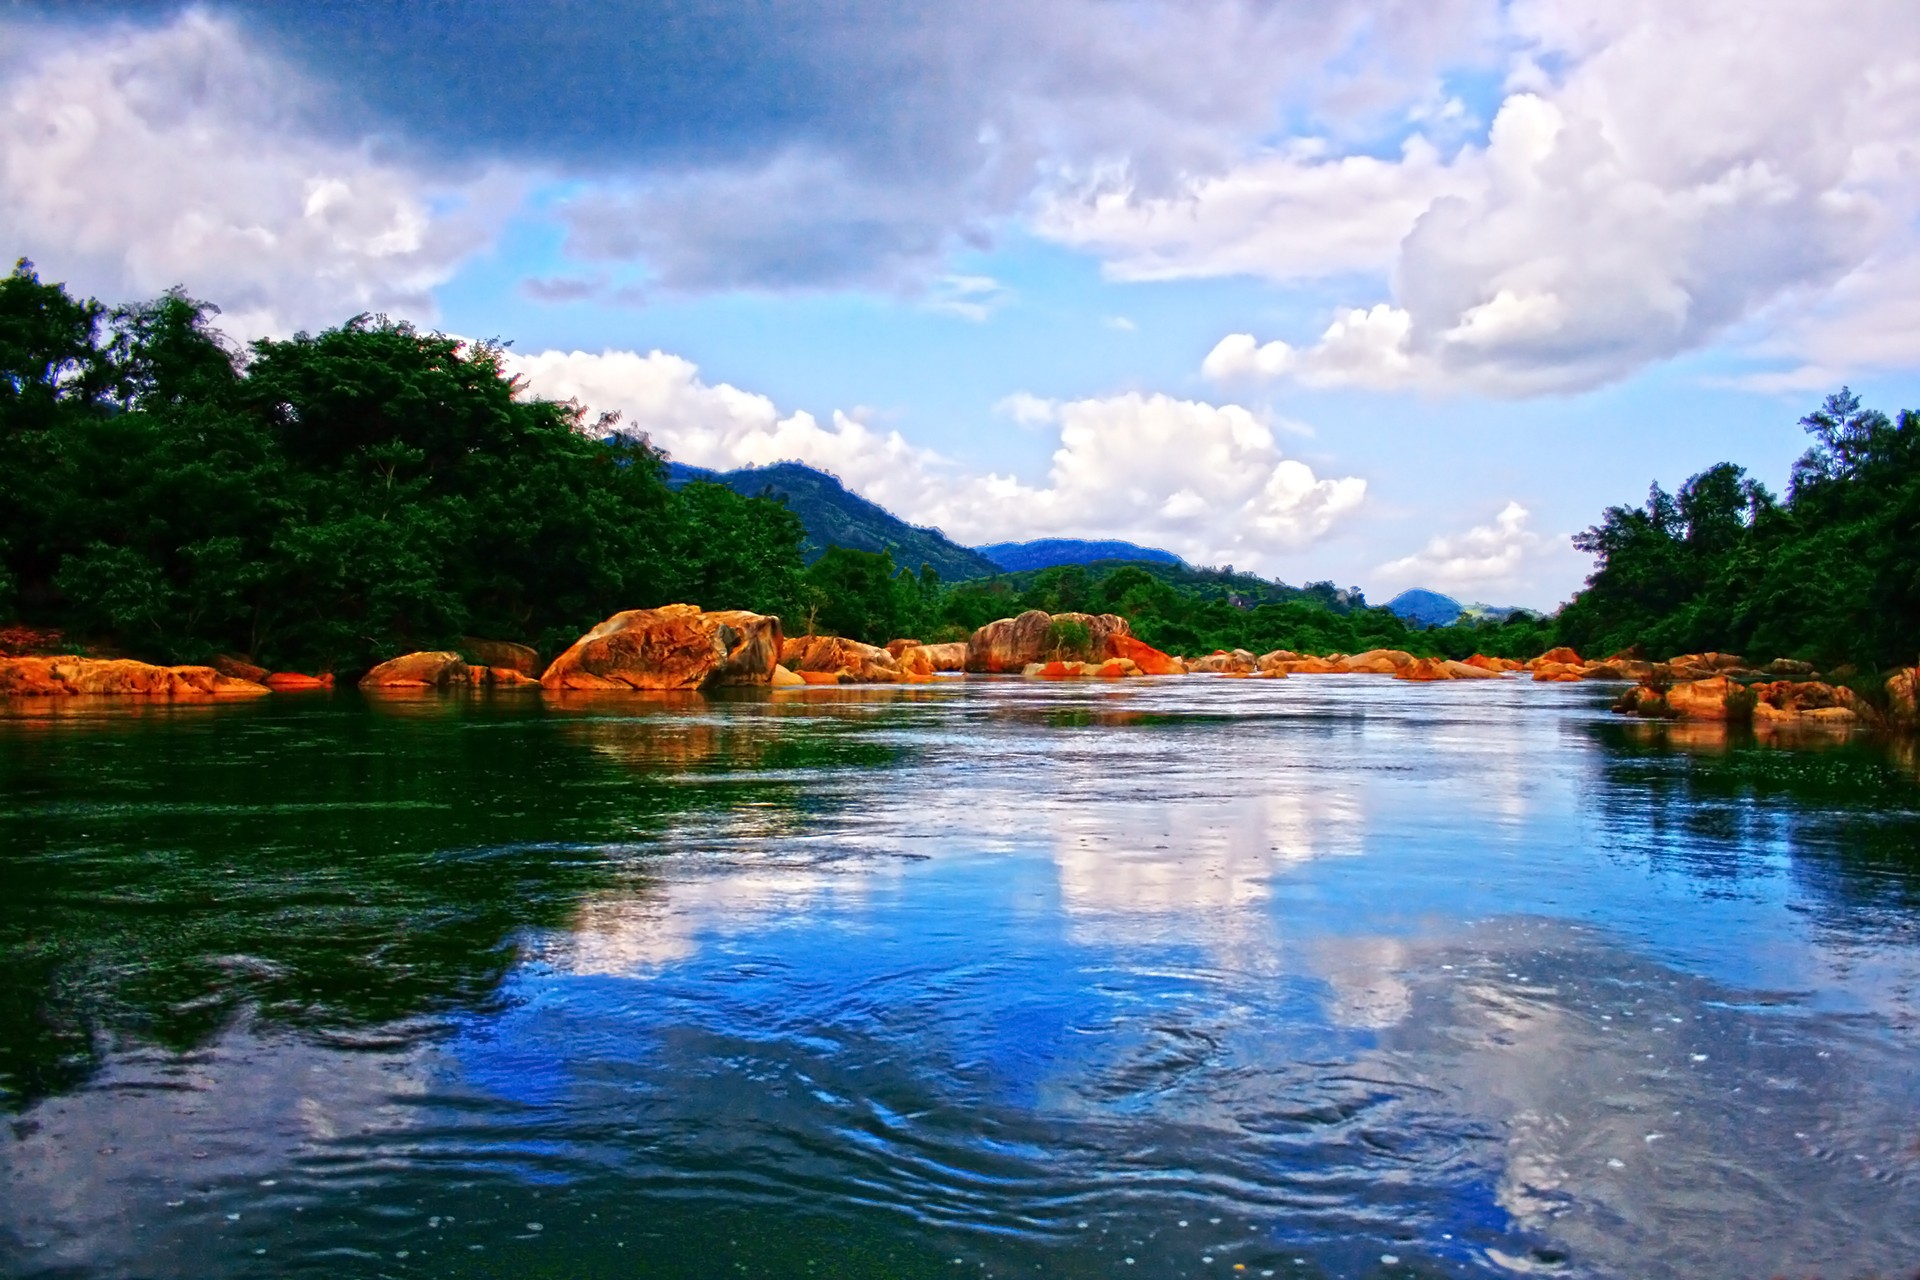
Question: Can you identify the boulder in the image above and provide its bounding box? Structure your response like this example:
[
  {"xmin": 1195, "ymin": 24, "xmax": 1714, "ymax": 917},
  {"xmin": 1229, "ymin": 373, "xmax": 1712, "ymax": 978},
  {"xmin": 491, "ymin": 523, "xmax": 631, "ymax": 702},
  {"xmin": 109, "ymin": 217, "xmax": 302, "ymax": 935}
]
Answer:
[
  {"xmin": 264, "ymin": 671, "xmax": 334, "ymax": 691},
  {"xmin": 1530, "ymin": 646, "xmax": 1582, "ymax": 668},
  {"xmin": 1662, "ymin": 676, "xmax": 1744, "ymax": 720},
  {"xmin": 770, "ymin": 664, "xmax": 805, "ymax": 687},
  {"xmin": 1110, "ymin": 633, "xmax": 1185, "ymax": 675},
  {"xmin": 1021, "ymin": 658, "xmax": 1142, "ymax": 680},
  {"xmin": 965, "ymin": 610, "xmax": 1132, "ymax": 673},
  {"xmin": 0, "ymin": 655, "xmax": 269, "ymax": 698},
  {"xmin": 1887, "ymin": 667, "xmax": 1920, "ymax": 727},
  {"xmin": 894, "ymin": 645, "xmax": 936, "ymax": 679},
  {"xmin": 1280, "ymin": 656, "xmax": 1345, "ymax": 674},
  {"xmin": 1443, "ymin": 658, "xmax": 1502, "ymax": 679},
  {"xmin": 1764, "ymin": 658, "xmax": 1817, "ymax": 677},
  {"xmin": 361, "ymin": 651, "xmax": 472, "ymax": 689},
  {"xmin": 781, "ymin": 634, "xmax": 901, "ymax": 683},
  {"xmin": 1532, "ymin": 662, "xmax": 1586, "ymax": 683},
  {"xmin": 1462, "ymin": 653, "xmax": 1523, "ymax": 673},
  {"xmin": 541, "ymin": 605, "xmax": 783, "ymax": 691},
  {"xmin": 919, "ymin": 641, "xmax": 968, "ymax": 672},
  {"xmin": 213, "ymin": 654, "xmax": 270, "ymax": 683},
  {"xmin": 884, "ymin": 638, "xmax": 923, "ymax": 658},
  {"xmin": 1189, "ymin": 648, "xmax": 1258, "ymax": 674},
  {"xmin": 459, "ymin": 637, "xmax": 542, "ymax": 677},
  {"xmin": 483, "ymin": 667, "xmax": 539, "ymax": 688},
  {"xmin": 797, "ymin": 670, "xmax": 843, "ymax": 685},
  {"xmin": 1395, "ymin": 657, "xmax": 1455, "ymax": 682},
  {"xmin": 1750, "ymin": 679, "xmax": 1874, "ymax": 729},
  {"xmin": 1340, "ymin": 648, "xmax": 1415, "ymax": 674}
]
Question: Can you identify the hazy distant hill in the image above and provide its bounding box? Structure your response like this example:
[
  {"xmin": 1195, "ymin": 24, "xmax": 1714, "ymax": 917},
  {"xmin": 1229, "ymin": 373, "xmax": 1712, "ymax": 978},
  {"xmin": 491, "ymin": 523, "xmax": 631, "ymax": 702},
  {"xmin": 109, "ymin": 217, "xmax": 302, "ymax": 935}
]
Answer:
[
  {"xmin": 974, "ymin": 538, "xmax": 1186, "ymax": 572},
  {"xmin": 1384, "ymin": 588, "xmax": 1465, "ymax": 627},
  {"xmin": 1385, "ymin": 589, "xmax": 1529, "ymax": 628},
  {"xmin": 666, "ymin": 461, "xmax": 1000, "ymax": 581}
]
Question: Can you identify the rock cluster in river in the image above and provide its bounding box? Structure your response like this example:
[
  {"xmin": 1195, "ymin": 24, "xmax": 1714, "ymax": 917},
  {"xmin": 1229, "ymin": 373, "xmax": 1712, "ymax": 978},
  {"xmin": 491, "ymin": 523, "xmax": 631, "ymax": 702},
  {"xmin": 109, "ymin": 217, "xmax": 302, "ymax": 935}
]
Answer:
[
  {"xmin": 0, "ymin": 656, "xmax": 270, "ymax": 697},
  {"xmin": 539, "ymin": 605, "xmax": 782, "ymax": 691}
]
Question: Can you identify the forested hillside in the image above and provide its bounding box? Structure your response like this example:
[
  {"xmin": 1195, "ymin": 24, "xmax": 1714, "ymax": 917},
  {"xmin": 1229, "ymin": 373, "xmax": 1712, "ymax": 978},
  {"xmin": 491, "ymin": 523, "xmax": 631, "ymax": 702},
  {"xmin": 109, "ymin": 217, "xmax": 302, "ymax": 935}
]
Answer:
[
  {"xmin": 0, "ymin": 262, "xmax": 808, "ymax": 671},
  {"xmin": 1558, "ymin": 389, "xmax": 1920, "ymax": 669}
]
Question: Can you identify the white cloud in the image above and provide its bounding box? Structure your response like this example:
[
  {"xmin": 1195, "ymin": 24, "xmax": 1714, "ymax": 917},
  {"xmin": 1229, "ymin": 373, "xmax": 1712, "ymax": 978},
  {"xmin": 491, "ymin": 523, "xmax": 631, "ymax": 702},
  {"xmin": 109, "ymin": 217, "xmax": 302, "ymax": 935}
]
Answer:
[
  {"xmin": 507, "ymin": 349, "xmax": 1366, "ymax": 571},
  {"xmin": 0, "ymin": 11, "xmax": 511, "ymax": 336},
  {"xmin": 1375, "ymin": 502, "xmax": 1580, "ymax": 598},
  {"xmin": 1069, "ymin": 0, "xmax": 1920, "ymax": 395},
  {"xmin": 925, "ymin": 273, "xmax": 1014, "ymax": 322}
]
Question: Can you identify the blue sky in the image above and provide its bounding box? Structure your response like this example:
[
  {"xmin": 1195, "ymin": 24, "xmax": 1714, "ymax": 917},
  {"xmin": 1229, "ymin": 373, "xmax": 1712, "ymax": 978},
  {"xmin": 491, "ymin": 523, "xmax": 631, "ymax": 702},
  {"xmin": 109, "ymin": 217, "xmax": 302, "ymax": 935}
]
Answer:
[{"xmin": 6, "ymin": 1, "xmax": 1920, "ymax": 608}]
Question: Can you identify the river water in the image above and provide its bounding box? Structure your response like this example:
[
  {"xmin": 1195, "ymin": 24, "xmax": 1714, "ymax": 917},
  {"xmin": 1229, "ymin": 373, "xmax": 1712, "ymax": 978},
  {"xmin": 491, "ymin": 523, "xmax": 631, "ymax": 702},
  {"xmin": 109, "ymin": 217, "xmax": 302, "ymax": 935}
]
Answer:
[{"xmin": 2, "ymin": 677, "xmax": 1918, "ymax": 1279}]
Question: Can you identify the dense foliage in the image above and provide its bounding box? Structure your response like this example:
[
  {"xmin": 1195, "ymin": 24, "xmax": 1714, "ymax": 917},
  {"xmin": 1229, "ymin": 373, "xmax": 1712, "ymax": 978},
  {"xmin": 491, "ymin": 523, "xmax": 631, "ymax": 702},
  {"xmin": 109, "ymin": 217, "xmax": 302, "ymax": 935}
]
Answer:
[
  {"xmin": 11, "ymin": 264, "xmax": 1909, "ymax": 676},
  {"xmin": 0, "ymin": 262, "xmax": 807, "ymax": 671},
  {"xmin": 1558, "ymin": 389, "xmax": 1920, "ymax": 669}
]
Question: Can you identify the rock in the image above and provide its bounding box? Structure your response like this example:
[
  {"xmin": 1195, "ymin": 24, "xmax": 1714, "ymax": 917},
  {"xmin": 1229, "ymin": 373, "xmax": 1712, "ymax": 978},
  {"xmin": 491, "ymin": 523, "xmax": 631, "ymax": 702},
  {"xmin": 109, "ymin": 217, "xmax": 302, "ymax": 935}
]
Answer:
[
  {"xmin": 541, "ymin": 605, "xmax": 783, "ymax": 691},
  {"xmin": 459, "ymin": 637, "xmax": 542, "ymax": 676},
  {"xmin": 798, "ymin": 670, "xmax": 843, "ymax": 685},
  {"xmin": 213, "ymin": 654, "xmax": 270, "ymax": 683},
  {"xmin": 1612, "ymin": 685, "xmax": 1672, "ymax": 716},
  {"xmin": 919, "ymin": 641, "xmax": 968, "ymax": 671},
  {"xmin": 1189, "ymin": 649, "xmax": 1258, "ymax": 674},
  {"xmin": 965, "ymin": 610, "xmax": 1133, "ymax": 673},
  {"xmin": 1662, "ymin": 676, "xmax": 1745, "ymax": 720},
  {"xmin": 1020, "ymin": 658, "xmax": 1143, "ymax": 680},
  {"xmin": 0, "ymin": 655, "xmax": 269, "ymax": 698},
  {"xmin": 1110, "ymin": 633, "xmax": 1186, "ymax": 675},
  {"xmin": 1280, "ymin": 656, "xmax": 1345, "ymax": 674},
  {"xmin": 1395, "ymin": 657, "xmax": 1455, "ymax": 681},
  {"xmin": 1530, "ymin": 646, "xmax": 1582, "ymax": 668},
  {"xmin": 1532, "ymin": 662, "xmax": 1586, "ymax": 682},
  {"xmin": 1340, "ymin": 648, "xmax": 1415, "ymax": 674},
  {"xmin": 884, "ymin": 638, "xmax": 922, "ymax": 658},
  {"xmin": 1750, "ymin": 679, "xmax": 1874, "ymax": 728},
  {"xmin": 1763, "ymin": 658, "xmax": 1817, "ymax": 677},
  {"xmin": 1258, "ymin": 649, "xmax": 1302, "ymax": 674},
  {"xmin": 264, "ymin": 671, "xmax": 333, "ymax": 691},
  {"xmin": 1462, "ymin": 654, "xmax": 1523, "ymax": 673},
  {"xmin": 1887, "ymin": 667, "xmax": 1920, "ymax": 727},
  {"xmin": 361, "ymin": 651, "xmax": 472, "ymax": 689},
  {"xmin": 484, "ymin": 667, "xmax": 540, "ymax": 688},
  {"xmin": 1443, "ymin": 659, "xmax": 1502, "ymax": 679},
  {"xmin": 1577, "ymin": 660, "xmax": 1643, "ymax": 681},
  {"xmin": 894, "ymin": 645, "xmax": 936, "ymax": 679},
  {"xmin": 781, "ymin": 634, "xmax": 901, "ymax": 683},
  {"xmin": 771, "ymin": 664, "xmax": 805, "ymax": 687}
]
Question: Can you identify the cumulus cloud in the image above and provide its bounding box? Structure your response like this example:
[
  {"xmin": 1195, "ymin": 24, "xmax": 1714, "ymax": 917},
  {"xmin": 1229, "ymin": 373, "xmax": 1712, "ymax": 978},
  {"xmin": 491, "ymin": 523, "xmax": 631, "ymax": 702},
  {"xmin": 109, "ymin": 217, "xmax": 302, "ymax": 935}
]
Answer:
[
  {"xmin": 1089, "ymin": 0, "xmax": 1920, "ymax": 395},
  {"xmin": 0, "ymin": 11, "xmax": 509, "ymax": 336},
  {"xmin": 15, "ymin": 0, "xmax": 1496, "ymax": 295},
  {"xmin": 1375, "ymin": 502, "xmax": 1581, "ymax": 598},
  {"xmin": 506, "ymin": 349, "xmax": 1366, "ymax": 571}
]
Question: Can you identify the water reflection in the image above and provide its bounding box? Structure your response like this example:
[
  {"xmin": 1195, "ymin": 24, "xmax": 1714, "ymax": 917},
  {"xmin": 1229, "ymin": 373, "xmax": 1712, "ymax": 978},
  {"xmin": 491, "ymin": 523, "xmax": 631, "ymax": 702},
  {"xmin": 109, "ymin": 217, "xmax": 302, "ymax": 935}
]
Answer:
[{"xmin": 3, "ymin": 679, "xmax": 1919, "ymax": 1279}]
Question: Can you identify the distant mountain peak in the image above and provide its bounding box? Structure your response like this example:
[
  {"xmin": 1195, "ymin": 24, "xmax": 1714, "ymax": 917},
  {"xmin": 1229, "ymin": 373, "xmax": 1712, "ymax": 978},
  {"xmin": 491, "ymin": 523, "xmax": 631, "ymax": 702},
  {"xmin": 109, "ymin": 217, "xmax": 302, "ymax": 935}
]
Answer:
[
  {"xmin": 665, "ymin": 459, "xmax": 999, "ymax": 580},
  {"xmin": 975, "ymin": 538, "xmax": 1187, "ymax": 573}
]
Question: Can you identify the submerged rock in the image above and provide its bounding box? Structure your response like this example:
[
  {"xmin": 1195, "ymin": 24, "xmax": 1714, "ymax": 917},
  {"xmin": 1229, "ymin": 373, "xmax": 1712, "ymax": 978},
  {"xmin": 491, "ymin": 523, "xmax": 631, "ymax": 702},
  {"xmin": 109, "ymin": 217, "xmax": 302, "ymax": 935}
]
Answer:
[
  {"xmin": 541, "ymin": 605, "xmax": 783, "ymax": 691},
  {"xmin": 361, "ymin": 651, "xmax": 472, "ymax": 689},
  {"xmin": 459, "ymin": 637, "xmax": 542, "ymax": 676},
  {"xmin": 1189, "ymin": 649, "xmax": 1258, "ymax": 674},
  {"xmin": 781, "ymin": 634, "xmax": 901, "ymax": 683},
  {"xmin": 0, "ymin": 656, "xmax": 269, "ymax": 698}
]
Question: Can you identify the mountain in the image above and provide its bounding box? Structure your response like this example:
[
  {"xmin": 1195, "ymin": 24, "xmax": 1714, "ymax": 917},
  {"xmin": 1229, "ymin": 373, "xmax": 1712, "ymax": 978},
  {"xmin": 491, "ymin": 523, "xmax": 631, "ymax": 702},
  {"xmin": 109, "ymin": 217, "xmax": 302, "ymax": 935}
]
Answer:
[
  {"xmin": 1384, "ymin": 590, "xmax": 1534, "ymax": 628},
  {"xmin": 666, "ymin": 461, "xmax": 1000, "ymax": 581},
  {"xmin": 1384, "ymin": 588, "xmax": 1466, "ymax": 628},
  {"xmin": 974, "ymin": 538, "xmax": 1187, "ymax": 572}
]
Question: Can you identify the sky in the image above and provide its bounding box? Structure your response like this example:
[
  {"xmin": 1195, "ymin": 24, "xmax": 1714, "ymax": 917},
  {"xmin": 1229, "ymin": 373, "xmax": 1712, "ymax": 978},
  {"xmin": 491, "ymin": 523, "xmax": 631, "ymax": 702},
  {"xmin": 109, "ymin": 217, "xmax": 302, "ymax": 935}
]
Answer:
[{"xmin": 5, "ymin": 1, "xmax": 1920, "ymax": 609}]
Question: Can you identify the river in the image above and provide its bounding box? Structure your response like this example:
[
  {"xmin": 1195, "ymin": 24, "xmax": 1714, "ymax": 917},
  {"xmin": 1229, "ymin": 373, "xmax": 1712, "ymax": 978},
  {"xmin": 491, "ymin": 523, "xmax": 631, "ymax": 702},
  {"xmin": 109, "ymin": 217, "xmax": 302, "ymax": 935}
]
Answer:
[{"xmin": 2, "ymin": 677, "xmax": 1917, "ymax": 1279}]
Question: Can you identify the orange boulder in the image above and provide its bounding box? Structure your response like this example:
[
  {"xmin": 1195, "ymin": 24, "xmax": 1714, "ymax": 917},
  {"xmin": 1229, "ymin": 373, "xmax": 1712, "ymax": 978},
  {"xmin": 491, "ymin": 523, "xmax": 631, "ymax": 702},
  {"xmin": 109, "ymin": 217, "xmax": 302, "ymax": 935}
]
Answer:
[
  {"xmin": 361, "ymin": 651, "xmax": 471, "ymax": 689},
  {"xmin": 0, "ymin": 655, "xmax": 269, "ymax": 698},
  {"xmin": 781, "ymin": 634, "xmax": 901, "ymax": 683},
  {"xmin": 541, "ymin": 605, "xmax": 783, "ymax": 691},
  {"xmin": 1109, "ymin": 633, "xmax": 1185, "ymax": 675}
]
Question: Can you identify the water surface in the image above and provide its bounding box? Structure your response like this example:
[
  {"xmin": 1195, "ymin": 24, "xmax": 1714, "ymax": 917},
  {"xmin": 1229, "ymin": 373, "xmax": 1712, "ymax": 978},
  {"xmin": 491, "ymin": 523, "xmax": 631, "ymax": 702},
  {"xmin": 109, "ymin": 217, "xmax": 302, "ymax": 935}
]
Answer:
[{"xmin": 3, "ymin": 678, "xmax": 1918, "ymax": 1279}]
